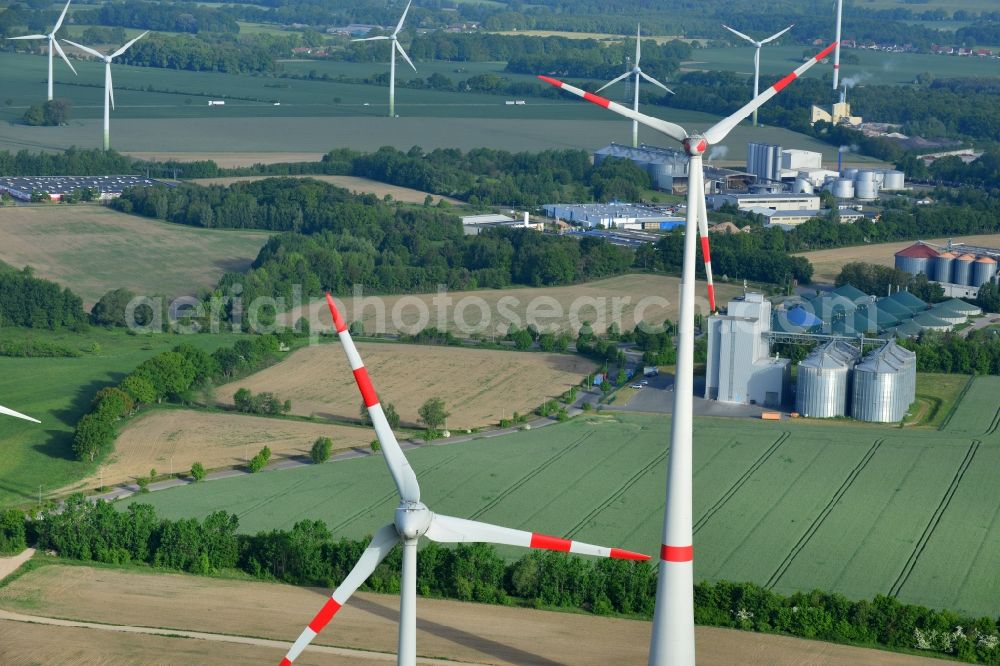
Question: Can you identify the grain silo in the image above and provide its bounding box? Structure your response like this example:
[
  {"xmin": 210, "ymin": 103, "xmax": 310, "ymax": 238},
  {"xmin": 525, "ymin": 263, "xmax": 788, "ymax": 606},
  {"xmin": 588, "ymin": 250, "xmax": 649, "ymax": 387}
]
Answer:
[
  {"xmin": 894, "ymin": 243, "xmax": 939, "ymax": 277},
  {"xmin": 953, "ymin": 253, "xmax": 976, "ymax": 286},
  {"xmin": 796, "ymin": 340, "xmax": 859, "ymax": 418},
  {"xmin": 852, "ymin": 341, "xmax": 916, "ymax": 422},
  {"xmin": 973, "ymin": 256, "xmax": 997, "ymax": 287},
  {"xmin": 933, "ymin": 251, "xmax": 955, "ymax": 283}
]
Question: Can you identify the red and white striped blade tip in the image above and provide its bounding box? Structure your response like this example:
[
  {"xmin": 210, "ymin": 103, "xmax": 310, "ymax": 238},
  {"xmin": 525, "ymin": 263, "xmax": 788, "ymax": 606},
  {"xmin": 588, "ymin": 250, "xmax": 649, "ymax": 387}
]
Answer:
[{"xmin": 325, "ymin": 293, "xmax": 347, "ymax": 332}]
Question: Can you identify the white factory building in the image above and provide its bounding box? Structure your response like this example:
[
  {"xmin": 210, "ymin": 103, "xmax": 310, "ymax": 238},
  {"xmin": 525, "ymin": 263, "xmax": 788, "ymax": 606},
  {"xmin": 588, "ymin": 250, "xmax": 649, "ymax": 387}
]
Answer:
[
  {"xmin": 542, "ymin": 202, "xmax": 682, "ymax": 230},
  {"xmin": 460, "ymin": 212, "xmax": 539, "ymax": 235},
  {"xmin": 709, "ymin": 192, "xmax": 821, "ymax": 212},
  {"xmin": 746, "ymin": 143, "xmax": 825, "ymax": 182},
  {"xmin": 704, "ymin": 293, "xmax": 789, "ymax": 408}
]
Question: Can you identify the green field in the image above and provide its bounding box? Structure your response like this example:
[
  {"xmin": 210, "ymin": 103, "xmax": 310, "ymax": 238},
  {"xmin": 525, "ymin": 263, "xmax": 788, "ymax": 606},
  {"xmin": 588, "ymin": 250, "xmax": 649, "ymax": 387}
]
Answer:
[
  {"xmin": 126, "ymin": 386, "xmax": 1000, "ymax": 617},
  {"xmin": 941, "ymin": 375, "xmax": 1000, "ymax": 436},
  {"xmin": 0, "ymin": 329, "xmax": 247, "ymax": 507},
  {"xmin": 0, "ymin": 51, "xmax": 865, "ymax": 159}
]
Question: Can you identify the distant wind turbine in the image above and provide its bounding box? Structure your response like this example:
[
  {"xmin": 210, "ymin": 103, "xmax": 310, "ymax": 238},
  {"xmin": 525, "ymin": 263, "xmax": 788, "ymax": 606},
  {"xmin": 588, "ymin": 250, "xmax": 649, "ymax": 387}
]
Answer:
[
  {"xmin": 0, "ymin": 405, "xmax": 40, "ymax": 424},
  {"xmin": 596, "ymin": 25, "xmax": 674, "ymax": 148},
  {"xmin": 353, "ymin": 1, "xmax": 416, "ymax": 118},
  {"xmin": 62, "ymin": 31, "xmax": 148, "ymax": 151},
  {"xmin": 6, "ymin": 0, "xmax": 77, "ymax": 101},
  {"xmin": 722, "ymin": 23, "xmax": 794, "ymax": 126}
]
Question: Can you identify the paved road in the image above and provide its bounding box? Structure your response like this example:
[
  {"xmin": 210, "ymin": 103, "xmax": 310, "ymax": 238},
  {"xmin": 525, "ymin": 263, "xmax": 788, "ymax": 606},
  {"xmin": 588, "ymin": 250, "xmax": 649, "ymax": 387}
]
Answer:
[{"xmin": 605, "ymin": 373, "xmax": 765, "ymax": 418}]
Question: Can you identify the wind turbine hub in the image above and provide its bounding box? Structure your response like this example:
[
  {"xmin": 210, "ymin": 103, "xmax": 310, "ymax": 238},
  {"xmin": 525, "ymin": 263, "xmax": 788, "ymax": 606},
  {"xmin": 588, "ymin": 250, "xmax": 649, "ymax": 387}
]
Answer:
[
  {"xmin": 395, "ymin": 501, "xmax": 432, "ymax": 539},
  {"xmin": 683, "ymin": 136, "xmax": 708, "ymax": 157}
]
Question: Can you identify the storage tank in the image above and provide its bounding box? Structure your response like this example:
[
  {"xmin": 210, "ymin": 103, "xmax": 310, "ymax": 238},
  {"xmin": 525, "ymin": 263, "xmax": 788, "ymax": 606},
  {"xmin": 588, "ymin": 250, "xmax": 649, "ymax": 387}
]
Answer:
[
  {"xmin": 647, "ymin": 162, "xmax": 673, "ymax": 190},
  {"xmin": 933, "ymin": 251, "xmax": 955, "ymax": 284},
  {"xmin": 953, "ymin": 253, "xmax": 976, "ymax": 286},
  {"xmin": 973, "ymin": 256, "xmax": 997, "ymax": 287},
  {"xmin": 854, "ymin": 178, "xmax": 878, "ymax": 200},
  {"xmin": 796, "ymin": 341, "xmax": 859, "ymax": 418},
  {"xmin": 882, "ymin": 170, "xmax": 905, "ymax": 190},
  {"xmin": 894, "ymin": 243, "xmax": 939, "ymax": 277},
  {"xmin": 843, "ymin": 167, "xmax": 859, "ymax": 179},
  {"xmin": 852, "ymin": 341, "xmax": 916, "ymax": 422},
  {"xmin": 793, "ymin": 178, "xmax": 814, "ymax": 194},
  {"xmin": 832, "ymin": 178, "xmax": 855, "ymax": 199}
]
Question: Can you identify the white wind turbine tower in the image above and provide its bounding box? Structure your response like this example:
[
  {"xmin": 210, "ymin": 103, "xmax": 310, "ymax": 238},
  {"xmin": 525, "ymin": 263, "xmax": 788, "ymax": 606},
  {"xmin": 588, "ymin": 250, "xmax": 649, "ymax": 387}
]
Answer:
[
  {"xmin": 596, "ymin": 25, "xmax": 674, "ymax": 148},
  {"xmin": 62, "ymin": 32, "xmax": 148, "ymax": 151},
  {"xmin": 540, "ymin": 40, "xmax": 836, "ymax": 665},
  {"xmin": 0, "ymin": 405, "xmax": 40, "ymax": 423},
  {"xmin": 722, "ymin": 23, "xmax": 793, "ymax": 127},
  {"xmin": 6, "ymin": 0, "xmax": 77, "ymax": 101},
  {"xmin": 353, "ymin": 1, "xmax": 416, "ymax": 118},
  {"xmin": 834, "ymin": 0, "xmax": 844, "ymax": 90},
  {"xmin": 278, "ymin": 294, "xmax": 649, "ymax": 666}
]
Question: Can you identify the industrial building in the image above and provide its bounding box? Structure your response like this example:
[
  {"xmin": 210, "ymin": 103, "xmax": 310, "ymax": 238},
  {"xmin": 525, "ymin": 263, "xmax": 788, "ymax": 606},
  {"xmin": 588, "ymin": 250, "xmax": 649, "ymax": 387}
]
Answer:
[
  {"xmin": 746, "ymin": 143, "xmax": 823, "ymax": 182},
  {"xmin": 594, "ymin": 143, "xmax": 755, "ymax": 194},
  {"xmin": 541, "ymin": 202, "xmax": 682, "ymax": 230},
  {"xmin": 851, "ymin": 342, "xmax": 916, "ymax": 423},
  {"xmin": 795, "ymin": 341, "xmax": 860, "ymax": 418},
  {"xmin": 709, "ymin": 192, "xmax": 820, "ymax": 212},
  {"xmin": 761, "ymin": 208, "xmax": 866, "ymax": 230},
  {"xmin": 460, "ymin": 212, "xmax": 539, "ymax": 235},
  {"xmin": 704, "ymin": 293, "xmax": 789, "ymax": 407},
  {"xmin": 0, "ymin": 175, "xmax": 167, "ymax": 201},
  {"xmin": 894, "ymin": 241, "xmax": 1000, "ymax": 298}
]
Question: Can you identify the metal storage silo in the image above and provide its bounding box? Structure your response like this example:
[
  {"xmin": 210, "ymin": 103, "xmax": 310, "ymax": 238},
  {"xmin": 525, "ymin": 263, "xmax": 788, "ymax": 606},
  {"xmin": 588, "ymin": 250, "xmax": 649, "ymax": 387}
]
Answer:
[
  {"xmin": 973, "ymin": 256, "xmax": 997, "ymax": 287},
  {"xmin": 953, "ymin": 253, "xmax": 976, "ymax": 285},
  {"xmin": 934, "ymin": 251, "xmax": 955, "ymax": 284},
  {"xmin": 854, "ymin": 179, "xmax": 878, "ymax": 200},
  {"xmin": 832, "ymin": 179, "xmax": 854, "ymax": 199},
  {"xmin": 852, "ymin": 341, "xmax": 915, "ymax": 422},
  {"xmin": 793, "ymin": 178, "xmax": 814, "ymax": 194},
  {"xmin": 882, "ymin": 170, "xmax": 905, "ymax": 190},
  {"xmin": 796, "ymin": 341, "xmax": 859, "ymax": 418},
  {"xmin": 843, "ymin": 167, "xmax": 860, "ymax": 179},
  {"xmin": 894, "ymin": 243, "xmax": 939, "ymax": 277}
]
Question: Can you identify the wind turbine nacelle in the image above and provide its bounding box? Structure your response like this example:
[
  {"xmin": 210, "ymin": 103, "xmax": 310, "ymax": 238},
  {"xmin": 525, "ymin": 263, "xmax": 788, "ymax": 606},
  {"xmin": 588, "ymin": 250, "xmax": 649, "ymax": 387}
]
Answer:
[
  {"xmin": 683, "ymin": 137, "xmax": 708, "ymax": 157},
  {"xmin": 395, "ymin": 502, "xmax": 432, "ymax": 540}
]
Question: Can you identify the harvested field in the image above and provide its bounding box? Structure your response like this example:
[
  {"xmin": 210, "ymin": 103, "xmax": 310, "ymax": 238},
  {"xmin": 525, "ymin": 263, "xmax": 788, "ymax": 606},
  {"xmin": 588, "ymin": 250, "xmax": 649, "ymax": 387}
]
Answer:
[
  {"xmin": 126, "ymin": 151, "xmax": 326, "ymax": 167},
  {"xmin": 284, "ymin": 274, "xmax": 740, "ymax": 336},
  {"xmin": 0, "ymin": 205, "xmax": 269, "ymax": 307},
  {"xmin": 190, "ymin": 174, "xmax": 464, "ymax": 206},
  {"xmin": 796, "ymin": 233, "xmax": 1000, "ymax": 284},
  {"xmin": 90, "ymin": 410, "xmax": 373, "ymax": 489},
  {"xmin": 0, "ymin": 564, "xmax": 951, "ymax": 665},
  {"xmin": 215, "ymin": 344, "xmax": 596, "ymax": 430}
]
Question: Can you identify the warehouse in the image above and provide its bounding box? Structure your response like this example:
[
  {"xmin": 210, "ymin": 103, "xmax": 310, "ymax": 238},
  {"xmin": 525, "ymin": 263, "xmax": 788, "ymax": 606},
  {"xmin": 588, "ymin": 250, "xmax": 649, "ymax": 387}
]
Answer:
[
  {"xmin": 542, "ymin": 202, "xmax": 679, "ymax": 230},
  {"xmin": 0, "ymin": 175, "xmax": 167, "ymax": 201}
]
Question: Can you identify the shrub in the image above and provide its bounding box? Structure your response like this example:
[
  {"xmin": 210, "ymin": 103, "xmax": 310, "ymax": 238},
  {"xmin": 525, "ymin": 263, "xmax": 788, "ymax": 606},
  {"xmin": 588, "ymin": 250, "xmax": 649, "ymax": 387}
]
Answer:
[
  {"xmin": 190, "ymin": 462, "xmax": 206, "ymax": 482},
  {"xmin": 310, "ymin": 437, "xmax": 332, "ymax": 464},
  {"xmin": 136, "ymin": 477, "xmax": 150, "ymax": 493},
  {"xmin": 0, "ymin": 509, "xmax": 27, "ymax": 554},
  {"xmin": 248, "ymin": 446, "xmax": 272, "ymax": 473},
  {"xmin": 370, "ymin": 438, "xmax": 381, "ymax": 454}
]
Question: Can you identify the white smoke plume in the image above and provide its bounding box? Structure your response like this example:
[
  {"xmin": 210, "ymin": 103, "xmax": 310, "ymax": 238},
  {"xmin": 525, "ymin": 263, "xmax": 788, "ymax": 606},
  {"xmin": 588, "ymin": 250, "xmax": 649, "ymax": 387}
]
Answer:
[
  {"xmin": 707, "ymin": 145, "xmax": 729, "ymax": 163},
  {"xmin": 841, "ymin": 72, "xmax": 871, "ymax": 88}
]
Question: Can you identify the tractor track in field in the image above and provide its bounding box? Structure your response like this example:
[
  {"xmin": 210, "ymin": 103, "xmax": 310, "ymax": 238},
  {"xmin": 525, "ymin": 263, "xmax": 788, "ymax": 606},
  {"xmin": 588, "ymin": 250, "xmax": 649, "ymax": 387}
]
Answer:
[
  {"xmin": 693, "ymin": 432, "xmax": 790, "ymax": 534},
  {"xmin": 468, "ymin": 432, "xmax": 595, "ymax": 521},
  {"xmin": 235, "ymin": 475, "xmax": 312, "ymax": 520},
  {"xmin": 889, "ymin": 439, "xmax": 981, "ymax": 599},
  {"xmin": 940, "ymin": 376, "xmax": 974, "ymax": 432},
  {"xmin": 564, "ymin": 448, "xmax": 669, "ymax": 540},
  {"xmin": 765, "ymin": 438, "xmax": 884, "ymax": 589},
  {"xmin": 984, "ymin": 406, "xmax": 1000, "ymax": 436},
  {"xmin": 329, "ymin": 455, "xmax": 460, "ymax": 532}
]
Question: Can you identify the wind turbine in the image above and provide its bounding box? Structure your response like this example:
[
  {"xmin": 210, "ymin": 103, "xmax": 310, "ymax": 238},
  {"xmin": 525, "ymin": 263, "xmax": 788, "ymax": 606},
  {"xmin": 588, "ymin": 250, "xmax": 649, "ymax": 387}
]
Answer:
[
  {"xmin": 539, "ymin": 41, "xmax": 836, "ymax": 665},
  {"xmin": 722, "ymin": 23, "xmax": 794, "ymax": 127},
  {"xmin": 833, "ymin": 0, "xmax": 844, "ymax": 90},
  {"xmin": 596, "ymin": 25, "xmax": 674, "ymax": 148},
  {"xmin": 6, "ymin": 0, "xmax": 77, "ymax": 101},
  {"xmin": 0, "ymin": 405, "xmax": 40, "ymax": 423},
  {"xmin": 353, "ymin": 1, "xmax": 416, "ymax": 118},
  {"xmin": 279, "ymin": 294, "xmax": 649, "ymax": 666},
  {"xmin": 62, "ymin": 32, "xmax": 148, "ymax": 151}
]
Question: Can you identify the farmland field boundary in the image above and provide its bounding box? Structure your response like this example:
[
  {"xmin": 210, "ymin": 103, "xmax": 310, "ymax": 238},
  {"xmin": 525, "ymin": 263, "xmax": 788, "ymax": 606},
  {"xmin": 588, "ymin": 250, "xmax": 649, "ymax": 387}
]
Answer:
[
  {"xmin": 889, "ymin": 440, "xmax": 981, "ymax": 598},
  {"xmin": 468, "ymin": 432, "xmax": 595, "ymax": 520},
  {"xmin": 985, "ymin": 406, "xmax": 1000, "ymax": 437},
  {"xmin": 939, "ymin": 376, "xmax": 974, "ymax": 432},
  {"xmin": 564, "ymin": 447, "xmax": 670, "ymax": 539},
  {"xmin": 693, "ymin": 432, "xmax": 790, "ymax": 534},
  {"xmin": 765, "ymin": 439, "xmax": 884, "ymax": 589}
]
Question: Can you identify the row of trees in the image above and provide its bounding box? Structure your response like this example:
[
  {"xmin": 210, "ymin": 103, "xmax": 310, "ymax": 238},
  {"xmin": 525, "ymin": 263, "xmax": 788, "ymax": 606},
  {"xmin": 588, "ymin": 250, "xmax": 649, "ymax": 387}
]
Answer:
[
  {"xmin": 901, "ymin": 330, "xmax": 1000, "ymax": 376},
  {"xmin": 72, "ymin": 336, "xmax": 283, "ymax": 462},
  {"xmin": 24, "ymin": 498, "xmax": 1000, "ymax": 661},
  {"xmin": 0, "ymin": 266, "xmax": 87, "ymax": 330}
]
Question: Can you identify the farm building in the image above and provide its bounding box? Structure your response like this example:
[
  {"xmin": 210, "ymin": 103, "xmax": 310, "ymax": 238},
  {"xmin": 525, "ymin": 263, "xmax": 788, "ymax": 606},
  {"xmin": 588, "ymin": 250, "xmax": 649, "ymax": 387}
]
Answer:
[
  {"xmin": 894, "ymin": 240, "xmax": 1000, "ymax": 298},
  {"xmin": 0, "ymin": 175, "xmax": 168, "ymax": 202}
]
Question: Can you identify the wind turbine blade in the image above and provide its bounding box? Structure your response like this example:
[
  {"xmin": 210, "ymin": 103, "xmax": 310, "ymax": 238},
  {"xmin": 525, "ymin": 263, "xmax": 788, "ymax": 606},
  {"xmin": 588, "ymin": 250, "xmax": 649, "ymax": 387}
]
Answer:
[
  {"xmin": 53, "ymin": 0, "xmax": 72, "ymax": 33},
  {"xmin": 760, "ymin": 24, "xmax": 794, "ymax": 45},
  {"xmin": 52, "ymin": 39, "xmax": 77, "ymax": 75},
  {"xmin": 62, "ymin": 39, "xmax": 104, "ymax": 59},
  {"xmin": 325, "ymin": 294, "xmax": 421, "ymax": 502},
  {"xmin": 538, "ymin": 75, "xmax": 688, "ymax": 144},
  {"xmin": 425, "ymin": 513, "xmax": 650, "ymax": 560},
  {"xmin": 7, "ymin": 35, "xmax": 47, "ymax": 40},
  {"xmin": 635, "ymin": 23, "xmax": 641, "ymax": 66},
  {"xmin": 640, "ymin": 71, "xmax": 675, "ymax": 95},
  {"xmin": 279, "ymin": 524, "xmax": 399, "ymax": 666},
  {"xmin": 393, "ymin": 0, "xmax": 412, "ymax": 37},
  {"xmin": 722, "ymin": 24, "xmax": 755, "ymax": 45},
  {"xmin": 0, "ymin": 405, "xmax": 40, "ymax": 424},
  {"xmin": 107, "ymin": 64, "xmax": 115, "ymax": 110},
  {"xmin": 111, "ymin": 30, "xmax": 148, "ymax": 58},
  {"xmin": 696, "ymin": 191, "xmax": 716, "ymax": 312},
  {"xmin": 351, "ymin": 35, "xmax": 390, "ymax": 42},
  {"xmin": 703, "ymin": 41, "xmax": 837, "ymax": 145},
  {"xmin": 395, "ymin": 41, "xmax": 416, "ymax": 72},
  {"xmin": 595, "ymin": 70, "xmax": 630, "ymax": 93}
]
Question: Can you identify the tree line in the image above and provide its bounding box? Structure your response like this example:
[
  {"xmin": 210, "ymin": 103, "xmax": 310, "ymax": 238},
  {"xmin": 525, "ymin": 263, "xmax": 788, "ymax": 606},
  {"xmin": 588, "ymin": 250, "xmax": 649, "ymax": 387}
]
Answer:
[
  {"xmin": 12, "ymin": 497, "xmax": 999, "ymax": 662},
  {"xmin": 73, "ymin": 1, "xmax": 240, "ymax": 34},
  {"xmin": 900, "ymin": 330, "xmax": 1000, "ymax": 376},
  {"xmin": 0, "ymin": 266, "xmax": 87, "ymax": 330}
]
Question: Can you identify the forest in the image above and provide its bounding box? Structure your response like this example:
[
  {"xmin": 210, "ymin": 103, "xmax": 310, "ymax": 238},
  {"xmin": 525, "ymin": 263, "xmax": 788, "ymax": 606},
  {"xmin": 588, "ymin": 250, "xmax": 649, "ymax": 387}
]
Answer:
[{"xmin": 0, "ymin": 266, "xmax": 87, "ymax": 330}]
